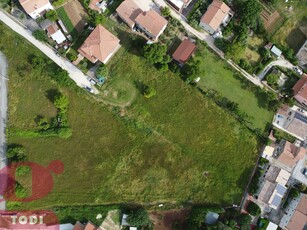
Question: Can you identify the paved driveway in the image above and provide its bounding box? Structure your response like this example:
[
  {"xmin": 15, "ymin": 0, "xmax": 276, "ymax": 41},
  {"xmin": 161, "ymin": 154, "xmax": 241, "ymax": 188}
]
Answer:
[
  {"xmin": 258, "ymin": 59, "xmax": 295, "ymax": 80},
  {"xmin": 0, "ymin": 51, "xmax": 8, "ymax": 210}
]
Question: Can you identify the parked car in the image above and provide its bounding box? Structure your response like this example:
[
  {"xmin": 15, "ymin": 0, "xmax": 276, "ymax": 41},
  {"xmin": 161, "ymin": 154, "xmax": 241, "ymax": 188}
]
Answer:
[
  {"xmin": 89, "ymin": 78, "xmax": 96, "ymax": 85},
  {"xmin": 293, "ymin": 66, "xmax": 303, "ymax": 75},
  {"xmin": 84, "ymin": 86, "xmax": 94, "ymax": 93}
]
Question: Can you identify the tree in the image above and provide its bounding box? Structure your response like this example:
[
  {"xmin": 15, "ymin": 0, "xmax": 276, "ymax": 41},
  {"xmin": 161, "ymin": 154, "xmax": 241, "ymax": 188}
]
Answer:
[
  {"xmin": 127, "ymin": 208, "xmax": 152, "ymax": 228},
  {"xmin": 246, "ymin": 202, "xmax": 261, "ymax": 216},
  {"xmin": 7, "ymin": 146, "xmax": 27, "ymax": 163},
  {"xmin": 225, "ymin": 42, "xmax": 245, "ymax": 63},
  {"xmin": 54, "ymin": 94, "xmax": 69, "ymax": 112},
  {"xmin": 234, "ymin": 0, "xmax": 261, "ymax": 28},
  {"xmin": 160, "ymin": 6, "xmax": 171, "ymax": 18},
  {"xmin": 97, "ymin": 64, "xmax": 108, "ymax": 77},
  {"xmin": 33, "ymin": 29, "xmax": 48, "ymax": 42},
  {"xmin": 266, "ymin": 73, "xmax": 279, "ymax": 88},
  {"xmin": 236, "ymin": 213, "xmax": 252, "ymax": 226},
  {"xmin": 144, "ymin": 43, "xmax": 169, "ymax": 65},
  {"xmin": 143, "ymin": 86, "xmax": 156, "ymax": 98},
  {"xmin": 45, "ymin": 10, "xmax": 58, "ymax": 21}
]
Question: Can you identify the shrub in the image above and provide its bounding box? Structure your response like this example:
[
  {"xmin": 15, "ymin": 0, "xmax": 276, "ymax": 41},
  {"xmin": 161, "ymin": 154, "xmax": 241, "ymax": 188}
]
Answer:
[
  {"xmin": 97, "ymin": 64, "xmax": 108, "ymax": 77},
  {"xmin": 7, "ymin": 146, "xmax": 27, "ymax": 163},
  {"xmin": 45, "ymin": 10, "xmax": 58, "ymax": 21},
  {"xmin": 127, "ymin": 208, "xmax": 152, "ymax": 228},
  {"xmin": 33, "ymin": 30, "xmax": 48, "ymax": 42},
  {"xmin": 160, "ymin": 6, "xmax": 171, "ymax": 18},
  {"xmin": 16, "ymin": 166, "xmax": 31, "ymax": 176},
  {"xmin": 143, "ymin": 86, "xmax": 156, "ymax": 98},
  {"xmin": 247, "ymin": 202, "xmax": 261, "ymax": 216}
]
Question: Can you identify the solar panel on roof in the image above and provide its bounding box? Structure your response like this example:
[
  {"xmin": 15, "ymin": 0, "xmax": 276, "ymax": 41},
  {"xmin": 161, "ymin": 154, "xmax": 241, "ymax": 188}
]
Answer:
[
  {"xmin": 294, "ymin": 112, "xmax": 307, "ymax": 124},
  {"xmin": 276, "ymin": 184, "xmax": 287, "ymax": 196},
  {"xmin": 271, "ymin": 195, "xmax": 282, "ymax": 207}
]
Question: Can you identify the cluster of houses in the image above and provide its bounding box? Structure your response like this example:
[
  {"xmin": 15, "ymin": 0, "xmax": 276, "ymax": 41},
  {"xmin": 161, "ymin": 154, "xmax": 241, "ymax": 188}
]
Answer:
[{"xmin": 15, "ymin": 0, "xmax": 235, "ymax": 67}]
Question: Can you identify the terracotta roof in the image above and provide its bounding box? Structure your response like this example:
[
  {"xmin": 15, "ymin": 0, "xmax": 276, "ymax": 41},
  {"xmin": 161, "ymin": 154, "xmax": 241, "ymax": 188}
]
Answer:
[
  {"xmin": 278, "ymin": 141, "xmax": 306, "ymax": 167},
  {"xmin": 116, "ymin": 0, "xmax": 143, "ymax": 28},
  {"xmin": 84, "ymin": 222, "xmax": 97, "ymax": 230},
  {"xmin": 73, "ymin": 221, "xmax": 85, "ymax": 230},
  {"xmin": 89, "ymin": 0, "xmax": 100, "ymax": 11},
  {"xmin": 286, "ymin": 195, "xmax": 307, "ymax": 230},
  {"xmin": 78, "ymin": 25, "xmax": 120, "ymax": 64},
  {"xmin": 46, "ymin": 23, "xmax": 58, "ymax": 36},
  {"xmin": 293, "ymin": 74, "xmax": 307, "ymax": 96},
  {"xmin": 135, "ymin": 10, "xmax": 168, "ymax": 38},
  {"xmin": 277, "ymin": 104, "xmax": 289, "ymax": 116},
  {"xmin": 172, "ymin": 39, "xmax": 196, "ymax": 64},
  {"xmin": 19, "ymin": 0, "xmax": 50, "ymax": 15},
  {"xmin": 200, "ymin": 0, "xmax": 230, "ymax": 31}
]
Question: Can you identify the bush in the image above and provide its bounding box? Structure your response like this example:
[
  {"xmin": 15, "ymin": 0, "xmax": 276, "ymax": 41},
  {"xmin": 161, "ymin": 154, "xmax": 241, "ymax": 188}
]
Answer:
[
  {"xmin": 160, "ymin": 6, "xmax": 171, "ymax": 18},
  {"xmin": 33, "ymin": 30, "xmax": 48, "ymax": 42},
  {"xmin": 247, "ymin": 202, "xmax": 261, "ymax": 216},
  {"xmin": 45, "ymin": 10, "xmax": 58, "ymax": 21},
  {"xmin": 143, "ymin": 86, "xmax": 156, "ymax": 98},
  {"xmin": 16, "ymin": 166, "xmax": 31, "ymax": 176},
  {"xmin": 7, "ymin": 146, "xmax": 27, "ymax": 163},
  {"xmin": 97, "ymin": 64, "xmax": 108, "ymax": 77},
  {"xmin": 127, "ymin": 208, "xmax": 152, "ymax": 228},
  {"xmin": 266, "ymin": 73, "xmax": 279, "ymax": 88}
]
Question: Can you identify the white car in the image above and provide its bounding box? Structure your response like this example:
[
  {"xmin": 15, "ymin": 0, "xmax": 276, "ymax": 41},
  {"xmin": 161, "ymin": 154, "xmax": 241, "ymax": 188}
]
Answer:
[{"xmin": 293, "ymin": 66, "xmax": 303, "ymax": 75}]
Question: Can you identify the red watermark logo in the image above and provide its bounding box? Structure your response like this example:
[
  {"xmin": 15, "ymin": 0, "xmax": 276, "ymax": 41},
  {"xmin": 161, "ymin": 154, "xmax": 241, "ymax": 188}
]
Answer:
[
  {"xmin": 0, "ymin": 210, "xmax": 60, "ymax": 229},
  {"xmin": 0, "ymin": 160, "xmax": 64, "ymax": 229},
  {"xmin": 0, "ymin": 160, "xmax": 64, "ymax": 202}
]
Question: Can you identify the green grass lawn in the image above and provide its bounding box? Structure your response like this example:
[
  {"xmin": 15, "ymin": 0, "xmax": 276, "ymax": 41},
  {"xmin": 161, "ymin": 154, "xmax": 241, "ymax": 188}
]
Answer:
[
  {"xmin": 56, "ymin": 7, "xmax": 78, "ymax": 38},
  {"xmin": 272, "ymin": 1, "xmax": 307, "ymax": 52},
  {"xmin": 195, "ymin": 44, "xmax": 273, "ymax": 131},
  {"xmin": 2, "ymin": 20, "xmax": 259, "ymax": 212}
]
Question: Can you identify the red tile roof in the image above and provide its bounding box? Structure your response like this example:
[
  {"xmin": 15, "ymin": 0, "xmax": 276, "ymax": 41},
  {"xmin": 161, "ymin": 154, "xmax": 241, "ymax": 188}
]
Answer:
[
  {"xmin": 172, "ymin": 39, "xmax": 196, "ymax": 64},
  {"xmin": 116, "ymin": 0, "xmax": 143, "ymax": 28},
  {"xmin": 200, "ymin": 0, "xmax": 230, "ymax": 31},
  {"xmin": 293, "ymin": 74, "xmax": 307, "ymax": 97},
  {"xmin": 286, "ymin": 195, "xmax": 307, "ymax": 230},
  {"xmin": 135, "ymin": 10, "xmax": 168, "ymax": 38},
  {"xmin": 78, "ymin": 25, "xmax": 120, "ymax": 64},
  {"xmin": 19, "ymin": 0, "xmax": 50, "ymax": 14}
]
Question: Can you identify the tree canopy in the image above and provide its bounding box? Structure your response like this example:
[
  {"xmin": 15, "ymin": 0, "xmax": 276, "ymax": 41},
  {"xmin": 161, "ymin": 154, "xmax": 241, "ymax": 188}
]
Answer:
[
  {"xmin": 54, "ymin": 94, "xmax": 69, "ymax": 112},
  {"xmin": 247, "ymin": 202, "xmax": 261, "ymax": 216},
  {"xmin": 33, "ymin": 30, "xmax": 48, "ymax": 42},
  {"xmin": 126, "ymin": 208, "xmax": 152, "ymax": 228},
  {"xmin": 234, "ymin": 0, "xmax": 262, "ymax": 28},
  {"xmin": 45, "ymin": 10, "xmax": 58, "ymax": 21},
  {"xmin": 144, "ymin": 43, "xmax": 171, "ymax": 71}
]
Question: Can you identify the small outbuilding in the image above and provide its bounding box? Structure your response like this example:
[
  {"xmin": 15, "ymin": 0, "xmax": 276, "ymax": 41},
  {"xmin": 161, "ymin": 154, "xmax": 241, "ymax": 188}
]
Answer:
[
  {"xmin": 270, "ymin": 45, "xmax": 282, "ymax": 59},
  {"xmin": 172, "ymin": 39, "xmax": 196, "ymax": 65},
  {"xmin": 205, "ymin": 212, "xmax": 219, "ymax": 225}
]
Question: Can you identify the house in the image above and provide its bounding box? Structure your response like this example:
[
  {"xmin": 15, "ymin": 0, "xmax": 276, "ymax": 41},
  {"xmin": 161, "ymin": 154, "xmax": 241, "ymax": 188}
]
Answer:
[
  {"xmin": 116, "ymin": 0, "xmax": 143, "ymax": 29},
  {"xmin": 293, "ymin": 74, "xmax": 307, "ymax": 106},
  {"xmin": 199, "ymin": 0, "xmax": 233, "ymax": 34},
  {"xmin": 172, "ymin": 39, "xmax": 196, "ymax": 65},
  {"xmin": 285, "ymin": 194, "xmax": 307, "ymax": 230},
  {"xmin": 258, "ymin": 165, "xmax": 290, "ymax": 210},
  {"xmin": 134, "ymin": 10, "xmax": 168, "ymax": 41},
  {"xmin": 46, "ymin": 23, "xmax": 66, "ymax": 44},
  {"xmin": 273, "ymin": 105, "xmax": 307, "ymax": 141},
  {"xmin": 276, "ymin": 140, "xmax": 306, "ymax": 168},
  {"xmin": 89, "ymin": 0, "xmax": 107, "ymax": 13},
  {"xmin": 73, "ymin": 221, "xmax": 97, "ymax": 230},
  {"xmin": 270, "ymin": 45, "xmax": 282, "ymax": 59},
  {"xmin": 296, "ymin": 40, "xmax": 307, "ymax": 69},
  {"xmin": 165, "ymin": 0, "xmax": 192, "ymax": 13},
  {"xmin": 19, "ymin": 0, "xmax": 53, "ymax": 19},
  {"xmin": 78, "ymin": 25, "xmax": 120, "ymax": 64}
]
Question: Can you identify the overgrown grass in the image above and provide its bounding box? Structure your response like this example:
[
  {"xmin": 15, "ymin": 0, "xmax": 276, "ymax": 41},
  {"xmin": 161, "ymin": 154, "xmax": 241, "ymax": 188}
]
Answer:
[
  {"xmin": 56, "ymin": 7, "xmax": 78, "ymax": 38},
  {"xmin": 3, "ymin": 19, "xmax": 258, "ymax": 214},
  {"xmin": 272, "ymin": 1, "xmax": 307, "ymax": 52},
  {"xmin": 194, "ymin": 44, "xmax": 274, "ymax": 132}
]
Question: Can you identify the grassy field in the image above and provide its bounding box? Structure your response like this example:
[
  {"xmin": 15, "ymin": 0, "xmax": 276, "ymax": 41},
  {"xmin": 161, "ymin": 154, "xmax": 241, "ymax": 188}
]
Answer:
[
  {"xmin": 272, "ymin": 1, "xmax": 307, "ymax": 52},
  {"xmin": 2, "ymin": 20, "xmax": 259, "ymax": 212},
  {"xmin": 244, "ymin": 36, "xmax": 264, "ymax": 66},
  {"xmin": 56, "ymin": 7, "xmax": 78, "ymax": 38},
  {"xmin": 195, "ymin": 44, "xmax": 273, "ymax": 131}
]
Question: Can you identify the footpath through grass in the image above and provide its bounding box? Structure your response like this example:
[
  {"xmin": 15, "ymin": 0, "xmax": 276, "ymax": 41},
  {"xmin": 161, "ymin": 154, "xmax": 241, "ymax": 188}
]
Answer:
[{"xmin": 2, "ymin": 21, "xmax": 259, "ymax": 211}]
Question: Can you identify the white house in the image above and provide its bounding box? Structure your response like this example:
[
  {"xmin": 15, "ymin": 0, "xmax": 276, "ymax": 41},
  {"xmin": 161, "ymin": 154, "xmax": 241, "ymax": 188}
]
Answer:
[{"xmin": 19, "ymin": 0, "xmax": 53, "ymax": 19}]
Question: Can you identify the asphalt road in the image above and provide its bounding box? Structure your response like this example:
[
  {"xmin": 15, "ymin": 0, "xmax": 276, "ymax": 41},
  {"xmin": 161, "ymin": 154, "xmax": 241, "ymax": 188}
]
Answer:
[
  {"xmin": 0, "ymin": 9, "xmax": 97, "ymax": 93},
  {"xmin": 0, "ymin": 51, "xmax": 8, "ymax": 210}
]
